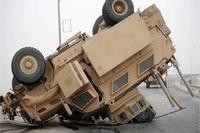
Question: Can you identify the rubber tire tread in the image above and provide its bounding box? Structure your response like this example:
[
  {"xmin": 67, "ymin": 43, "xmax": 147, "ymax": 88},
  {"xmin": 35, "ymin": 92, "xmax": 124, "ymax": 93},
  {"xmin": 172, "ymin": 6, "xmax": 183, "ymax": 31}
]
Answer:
[
  {"xmin": 92, "ymin": 15, "xmax": 104, "ymax": 35},
  {"xmin": 12, "ymin": 47, "xmax": 45, "ymax": 85},
  {"xmin": 12, "ymin": 77, "xmax": 20, "ymax": 90},
  {"xmin": 102, "ymin": 0, "xmax": 134, "ymax": 26}
]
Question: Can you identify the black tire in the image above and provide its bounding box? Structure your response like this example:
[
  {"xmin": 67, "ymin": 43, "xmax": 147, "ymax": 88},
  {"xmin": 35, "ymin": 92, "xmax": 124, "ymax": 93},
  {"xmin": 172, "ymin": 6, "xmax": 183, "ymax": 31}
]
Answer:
[
  {"xmin": 12, "ymin": 47, "xmax": 45, "ymax": 85},
  {"xmin": 102, "ymin": 3, "xmax": 114, "ymax": 26},
  {"xmin": 12, "ymin": 77, "xmax": 20, "ymax": 90},
  {"xmin": 0, "ymin": 96, "xmax": 4, "ymax": 103},
  {"xmin": 92, "ymin": 16, "xmax": 104, "ymax": 35},
  {"xmin": 102, "ymin": 0, "xmax": 134, "ymax": 26},
  {"xmin": 133, "ymin": 106, "xmax": 156, "ymax": 123}
]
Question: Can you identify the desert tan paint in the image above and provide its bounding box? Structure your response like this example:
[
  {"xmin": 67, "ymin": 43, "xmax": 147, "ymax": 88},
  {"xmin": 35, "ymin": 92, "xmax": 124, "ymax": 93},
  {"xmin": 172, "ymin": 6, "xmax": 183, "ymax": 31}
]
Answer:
[{"xmin": 83, "ymin": 13, "xmax": 153, "ymax": 77}]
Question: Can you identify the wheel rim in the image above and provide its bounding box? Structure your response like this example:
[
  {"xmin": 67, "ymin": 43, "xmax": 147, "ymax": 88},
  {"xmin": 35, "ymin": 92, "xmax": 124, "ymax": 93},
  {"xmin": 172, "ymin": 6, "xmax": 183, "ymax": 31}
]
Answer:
[
  {"xmin": 19, "ymin": 55, "xmax": 38, "ymax": 75},
  {"xmin": 112, "ymin": 0, "xmax": 128, "ymax": 16}
]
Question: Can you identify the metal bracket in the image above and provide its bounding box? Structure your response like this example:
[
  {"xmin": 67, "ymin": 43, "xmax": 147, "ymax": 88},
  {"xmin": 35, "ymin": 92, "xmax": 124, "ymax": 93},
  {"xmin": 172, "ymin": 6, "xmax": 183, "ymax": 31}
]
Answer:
[
  {"xmin": 152, "ymin": 67, "xmax": 183, "ymax": 109},
  {"xmin": 171, "ymin": 56, "xmax": 194, "ymax": 97},
  {"xmin": 152, "ymin": 68, "xmax": 175, "ymax": 107}
]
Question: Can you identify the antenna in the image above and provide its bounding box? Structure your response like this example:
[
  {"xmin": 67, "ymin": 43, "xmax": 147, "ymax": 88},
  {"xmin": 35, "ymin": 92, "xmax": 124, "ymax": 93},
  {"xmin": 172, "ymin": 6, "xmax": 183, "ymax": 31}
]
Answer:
[{"xmin": 57, "ymin": 0, "xmax": 62, "ymax": 45}]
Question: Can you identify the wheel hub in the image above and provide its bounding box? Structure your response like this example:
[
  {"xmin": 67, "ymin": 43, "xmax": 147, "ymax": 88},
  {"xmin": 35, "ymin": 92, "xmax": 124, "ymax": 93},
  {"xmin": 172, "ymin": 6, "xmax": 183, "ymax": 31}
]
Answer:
[
  {"xmin": 25, "ymin": 61, "xmax": 33, "ymax": 69},
  {"xmin": 20, "ymin": 55, "xmax": 38, "ymax": 75},
  {"xmin": 112, "ymin": 0, "xmax": 128, "ymax": 15}
]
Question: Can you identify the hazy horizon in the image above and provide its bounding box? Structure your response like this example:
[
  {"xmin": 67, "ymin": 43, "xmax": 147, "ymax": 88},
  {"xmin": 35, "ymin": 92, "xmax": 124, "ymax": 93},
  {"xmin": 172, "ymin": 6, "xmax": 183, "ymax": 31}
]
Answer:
[{"xmin": 0, "ymin": 0, "xmax": 199, "ymax": 94}]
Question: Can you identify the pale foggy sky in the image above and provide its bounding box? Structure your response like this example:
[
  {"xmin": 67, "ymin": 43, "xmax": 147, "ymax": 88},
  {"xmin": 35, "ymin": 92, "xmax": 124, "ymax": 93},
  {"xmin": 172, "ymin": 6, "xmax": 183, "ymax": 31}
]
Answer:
[{"xmin": 0, "ymin": 0, "xmax": 200, "ymax": 94}]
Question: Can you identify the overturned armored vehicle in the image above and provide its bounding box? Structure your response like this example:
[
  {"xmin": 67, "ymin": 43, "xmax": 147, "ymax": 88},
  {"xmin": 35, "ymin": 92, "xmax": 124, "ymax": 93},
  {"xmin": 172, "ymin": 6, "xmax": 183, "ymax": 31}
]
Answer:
[{"xmin": 1, "ymin": 0, "xmax": 193, "ymax": 125}]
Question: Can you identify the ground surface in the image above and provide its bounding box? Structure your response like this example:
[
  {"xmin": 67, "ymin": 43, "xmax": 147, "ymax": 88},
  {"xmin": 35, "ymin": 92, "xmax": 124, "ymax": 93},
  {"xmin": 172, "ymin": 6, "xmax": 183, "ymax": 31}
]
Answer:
[{"xmin": 0, "ymin": 86, "xmax": 199, "ymax": 133}]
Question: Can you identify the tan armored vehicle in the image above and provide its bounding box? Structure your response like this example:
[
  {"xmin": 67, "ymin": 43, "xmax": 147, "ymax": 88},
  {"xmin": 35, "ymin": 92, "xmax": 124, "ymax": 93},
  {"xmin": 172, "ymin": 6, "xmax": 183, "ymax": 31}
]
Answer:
[{"xmin": 0, "ymin": 0, "xmax": 193, "ymax": 125}]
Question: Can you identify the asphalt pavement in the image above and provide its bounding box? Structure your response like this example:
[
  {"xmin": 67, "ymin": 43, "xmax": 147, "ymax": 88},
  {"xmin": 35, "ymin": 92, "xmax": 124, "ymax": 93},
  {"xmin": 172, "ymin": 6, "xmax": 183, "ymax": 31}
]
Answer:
[{"xmin": 0, "ymin": 87, "xmax": 199, "ymax": 133}]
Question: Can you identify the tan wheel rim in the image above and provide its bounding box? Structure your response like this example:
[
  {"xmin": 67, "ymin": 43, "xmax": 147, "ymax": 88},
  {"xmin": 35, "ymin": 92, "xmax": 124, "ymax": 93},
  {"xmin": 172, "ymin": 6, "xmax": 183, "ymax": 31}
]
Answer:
[
  {"xmin": 19, "ymin": 55, "xmax": 38, "ymax": 75},
  {"xmin": 112, "ymin": 0, "xmax": 128, "ymax": 15}
]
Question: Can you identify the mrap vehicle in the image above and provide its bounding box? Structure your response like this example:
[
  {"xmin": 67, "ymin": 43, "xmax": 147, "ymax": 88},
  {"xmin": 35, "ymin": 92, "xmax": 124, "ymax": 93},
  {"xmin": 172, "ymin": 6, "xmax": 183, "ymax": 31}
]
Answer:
[{"xmin": 0, "ymin": 0, "xmax": 193, "ymax": 125}]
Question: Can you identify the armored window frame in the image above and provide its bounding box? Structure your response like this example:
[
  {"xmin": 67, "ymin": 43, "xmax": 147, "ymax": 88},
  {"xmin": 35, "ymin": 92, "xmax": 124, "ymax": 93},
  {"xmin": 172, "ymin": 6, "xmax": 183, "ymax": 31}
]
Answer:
[
  {"xmin": 138, "ymin": 55, "xmax": 154, "ymax": 75},
  {"xmin": 71, "ymin": 90, "xmax": 95, "ymax": 109},
  {"xmin": 112, "ymin": 73, "xmax": 128, "ymax": 94},
  {"xmin": 137, "ymin": 98, "xmax": 146, "ymax": 109},
  {"xmin": 129, "ymin": 103, "xmax": 139, "ymax": 115}
]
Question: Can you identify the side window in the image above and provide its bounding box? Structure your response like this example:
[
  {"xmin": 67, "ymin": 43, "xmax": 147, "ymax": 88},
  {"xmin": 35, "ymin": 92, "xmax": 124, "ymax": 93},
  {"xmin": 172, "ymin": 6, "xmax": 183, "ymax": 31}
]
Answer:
[
  {"xmin": 112, "ymin": 73, "xmax": 128, "ymax": 93},
  {"xmin": 138, "ymin": 99, "xmax": 146, "ymax": 109},
  {"xmin": 139, "ymin": 55, "xmax": 154, "ymax": 74},
  {"xmin": 129, "ymin": 104, "xmax": 139, "ymax": 114},
  {"xmin": 72, "ymin": 91, "xmax": 94, "ymax": 109}
]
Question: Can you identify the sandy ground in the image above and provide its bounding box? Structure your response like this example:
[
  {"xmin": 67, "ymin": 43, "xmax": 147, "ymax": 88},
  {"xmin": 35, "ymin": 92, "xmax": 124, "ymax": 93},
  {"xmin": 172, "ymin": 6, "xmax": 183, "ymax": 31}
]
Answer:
[{"xmin": 0, "ymin": 86, "xmax": 199, "ymax": 133}]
